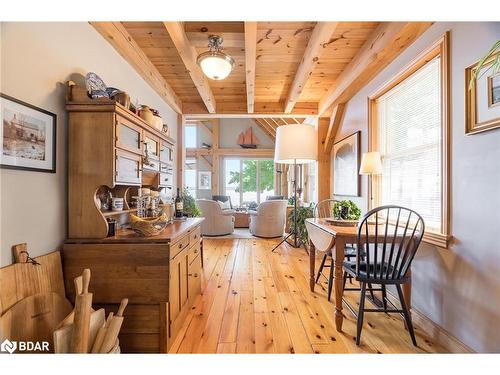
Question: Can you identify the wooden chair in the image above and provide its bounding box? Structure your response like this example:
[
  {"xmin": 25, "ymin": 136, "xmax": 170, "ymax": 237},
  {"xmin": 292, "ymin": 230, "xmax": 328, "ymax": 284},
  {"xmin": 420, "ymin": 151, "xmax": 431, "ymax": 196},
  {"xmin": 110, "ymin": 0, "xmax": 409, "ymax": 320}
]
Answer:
[
  {"xmin": 343, "ymin": 205, "xmax": 425, "ymax": 346},
  {"xmin": 313, "ymin": 199, "xmax": 358, "ymax": 301}
]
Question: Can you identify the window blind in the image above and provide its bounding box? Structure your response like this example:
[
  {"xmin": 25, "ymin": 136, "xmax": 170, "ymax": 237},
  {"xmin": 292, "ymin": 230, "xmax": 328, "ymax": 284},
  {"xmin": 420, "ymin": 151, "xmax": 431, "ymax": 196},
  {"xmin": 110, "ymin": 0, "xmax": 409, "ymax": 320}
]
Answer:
[{"xmin": 376, "ymin": 56, "xmax": 442, "ymax": 232}]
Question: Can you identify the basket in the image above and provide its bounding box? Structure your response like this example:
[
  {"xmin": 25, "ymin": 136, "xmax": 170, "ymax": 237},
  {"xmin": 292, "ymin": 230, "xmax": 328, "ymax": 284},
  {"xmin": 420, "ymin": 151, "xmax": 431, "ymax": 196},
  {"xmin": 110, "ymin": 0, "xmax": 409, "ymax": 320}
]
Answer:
[{"xmin": 129, "ymin": 213, "xmax": 169, "ymax": 236}]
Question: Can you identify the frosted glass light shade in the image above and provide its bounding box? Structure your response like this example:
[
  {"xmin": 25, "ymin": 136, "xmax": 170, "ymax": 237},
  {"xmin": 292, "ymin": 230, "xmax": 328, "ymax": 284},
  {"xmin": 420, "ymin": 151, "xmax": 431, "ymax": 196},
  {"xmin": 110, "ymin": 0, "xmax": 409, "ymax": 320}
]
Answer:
[
  {"xmin": 274, "ymin": 124, "xmax": 317, "ymax": 164},
  {"xmin": 197, "ymin": 52, "xmax": 234, "ymax": 80},
  {"xmin": 359, "ymin": 151, "xmax": 383, "ymax": 175}
]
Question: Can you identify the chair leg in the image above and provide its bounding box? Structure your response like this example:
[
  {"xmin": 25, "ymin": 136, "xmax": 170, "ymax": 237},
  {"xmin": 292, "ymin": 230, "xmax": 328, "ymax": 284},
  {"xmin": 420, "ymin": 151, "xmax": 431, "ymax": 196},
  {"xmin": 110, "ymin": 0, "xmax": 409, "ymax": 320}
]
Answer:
[
  {"xmin": 396, "ymin": 284, "xmax": 417, "ymax": 346},
  {"xmin": 342, "ymin": 272, "xmax": 348, "ymax": 290},
  {"xmin": 367, "ymin": 283, "xmax": 375, "ymax": 301},
  {"xmin": 356, "ymin": 282, "xmax": 367, "ymax": 345},
  {"xmin": 381, "ymin": 284, "xmax": 388, "ymax": 312},
  {"xmin": 315, "ymin": 253, "xmax": 328, "ymax": 283},
  {"xmin": 327, "ymin": 256, "xmax": 334, "ymax": 302}
]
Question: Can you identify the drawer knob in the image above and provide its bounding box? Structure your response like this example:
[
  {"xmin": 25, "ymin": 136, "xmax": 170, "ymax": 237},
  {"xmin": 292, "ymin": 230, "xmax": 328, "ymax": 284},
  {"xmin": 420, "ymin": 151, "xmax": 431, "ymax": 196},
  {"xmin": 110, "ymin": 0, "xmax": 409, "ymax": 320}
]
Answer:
[
  {"xmin": 178, "ymin": 243, "xmax": 182, "ymax": 248},
  {"xmin": 194, "ymin": 249, "xmax": 198, "ymax": 254}
]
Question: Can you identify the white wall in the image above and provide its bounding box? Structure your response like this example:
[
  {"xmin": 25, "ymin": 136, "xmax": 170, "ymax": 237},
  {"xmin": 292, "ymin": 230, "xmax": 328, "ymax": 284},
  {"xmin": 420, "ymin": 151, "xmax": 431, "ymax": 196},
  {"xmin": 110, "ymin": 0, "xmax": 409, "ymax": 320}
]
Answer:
[
  {"xmin": 333, "ymin": 22, "xmax": 500, "ymax": 352},
  {"xmin": 0, "ymin": 22, "xmax": 178, "ymax": 266}
]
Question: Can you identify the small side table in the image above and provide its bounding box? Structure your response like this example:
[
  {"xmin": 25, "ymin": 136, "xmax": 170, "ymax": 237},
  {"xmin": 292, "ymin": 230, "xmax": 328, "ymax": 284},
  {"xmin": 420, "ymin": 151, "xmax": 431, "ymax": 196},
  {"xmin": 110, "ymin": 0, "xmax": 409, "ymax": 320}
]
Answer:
[{"xmin": 233, "ymin": 211, "xmax": 250, "ymax": 228}]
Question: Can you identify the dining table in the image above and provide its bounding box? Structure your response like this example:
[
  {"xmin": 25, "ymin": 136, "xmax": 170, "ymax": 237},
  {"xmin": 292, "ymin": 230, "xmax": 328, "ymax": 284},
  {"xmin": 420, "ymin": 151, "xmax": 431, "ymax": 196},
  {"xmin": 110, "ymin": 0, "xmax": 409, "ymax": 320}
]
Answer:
[{"xmin": 305, "ymin": 217, "xmax": 412, "ymax": 332}]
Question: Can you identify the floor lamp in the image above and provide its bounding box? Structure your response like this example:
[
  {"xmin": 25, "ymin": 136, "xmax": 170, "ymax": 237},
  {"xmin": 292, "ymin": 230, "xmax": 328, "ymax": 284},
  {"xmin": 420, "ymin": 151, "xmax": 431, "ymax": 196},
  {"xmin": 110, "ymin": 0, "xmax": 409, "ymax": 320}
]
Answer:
[
  {"xmin": 359, "ymin": 151, "xmax": 383, "ymax": 208},
  {"xmin": 272, "ymin": 124, "xmax": 317, "ymax": 252}
]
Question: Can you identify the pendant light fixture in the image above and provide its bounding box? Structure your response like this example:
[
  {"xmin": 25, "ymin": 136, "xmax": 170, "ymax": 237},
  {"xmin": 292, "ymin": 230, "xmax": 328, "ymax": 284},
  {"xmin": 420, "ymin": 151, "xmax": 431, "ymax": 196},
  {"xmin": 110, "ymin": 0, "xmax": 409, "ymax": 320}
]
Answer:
[{"xmin": 197, "ymin": 35, "xmax": 235, "ymax": 80}]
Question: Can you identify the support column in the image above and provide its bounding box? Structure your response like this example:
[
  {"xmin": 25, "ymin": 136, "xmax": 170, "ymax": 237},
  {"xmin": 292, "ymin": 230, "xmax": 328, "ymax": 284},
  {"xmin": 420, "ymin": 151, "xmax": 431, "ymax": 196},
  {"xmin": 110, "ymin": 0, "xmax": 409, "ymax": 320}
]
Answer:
[{"xmin": 317, "ymin": 117, "xmax": 331, "ymax": 202}]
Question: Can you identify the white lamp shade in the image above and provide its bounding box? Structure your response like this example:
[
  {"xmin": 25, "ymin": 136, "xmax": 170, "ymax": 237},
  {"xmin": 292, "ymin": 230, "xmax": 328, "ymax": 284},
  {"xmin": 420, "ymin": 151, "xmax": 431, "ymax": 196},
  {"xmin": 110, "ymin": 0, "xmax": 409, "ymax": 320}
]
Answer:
[
  {"xmin": 274, "ymin": 124, "xmax": 317, "ymax": 164},
  {"xmin": 198, "ymin": 55, "xmax": 233, "ymax": 80},
  {"xmin": 359, "ymin": 151, "xmax": 383, "ymax": 175}
]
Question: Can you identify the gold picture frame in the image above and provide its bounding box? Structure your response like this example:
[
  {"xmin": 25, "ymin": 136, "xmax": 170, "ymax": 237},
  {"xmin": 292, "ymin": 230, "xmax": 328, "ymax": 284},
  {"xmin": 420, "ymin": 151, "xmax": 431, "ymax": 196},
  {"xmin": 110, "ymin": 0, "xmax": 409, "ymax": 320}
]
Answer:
[{"xmin": 465, "ymin": 52, "xmax": 500, "ymax": 134}]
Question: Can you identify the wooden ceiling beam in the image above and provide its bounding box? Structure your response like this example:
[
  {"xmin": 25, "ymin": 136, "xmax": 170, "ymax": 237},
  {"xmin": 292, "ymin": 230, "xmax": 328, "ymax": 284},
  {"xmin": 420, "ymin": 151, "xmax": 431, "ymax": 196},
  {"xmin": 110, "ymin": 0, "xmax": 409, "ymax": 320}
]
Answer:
[
  {"xmin": 244, "ymin": 22, "xmax": 257, "ymax": 114},
  {"xmin": 284, "ymin": 22, "xmax": 339, "ymax": 113},
  {"xmin": 318, "ymin": 22, "xmax": 433, "ymax": 115},
  {"xmin": 254, "ymin": 119, "xmax": 275, "ymax": 139},
  {"xmin": 163, "ymin": 22, "xmax": 217, "ymax": 113},
  {"xmin": 323, "ymin": 103, "xmax": 346, "ymax": 154},
  {"xmin": 90, "ymin": 22, "xmax": 182, "ymax": 114},
  {"xmin": 182, "ymin": 100, "xmax": 318, "ymax": 116}
]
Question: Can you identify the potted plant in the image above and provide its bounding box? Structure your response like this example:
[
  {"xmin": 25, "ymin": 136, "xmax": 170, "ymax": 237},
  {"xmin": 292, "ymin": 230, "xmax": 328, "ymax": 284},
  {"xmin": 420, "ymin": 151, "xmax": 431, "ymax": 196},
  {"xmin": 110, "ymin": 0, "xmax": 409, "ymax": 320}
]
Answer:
[
  {"xmin": 182, "ymin": 188, "xmax": 201, "ymax": 217},
  {"xmin": 287, "ymin": 203, "xmax": 315, "ymax": 249},
  {"xmin": 469, "ymin": 40, "xmax": 500, "ymax": 89},
  {"xmin": 332, "ymin": 200, "xmax": 362, "ymax": 220}
]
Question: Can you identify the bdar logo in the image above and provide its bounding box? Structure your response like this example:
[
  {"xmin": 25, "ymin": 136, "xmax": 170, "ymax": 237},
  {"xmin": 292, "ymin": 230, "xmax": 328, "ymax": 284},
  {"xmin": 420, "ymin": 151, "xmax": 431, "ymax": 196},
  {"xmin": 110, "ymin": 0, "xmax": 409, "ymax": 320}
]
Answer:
[{"xmin": 1, "ymin": 339, "xmax": 17, "ymax": 354}]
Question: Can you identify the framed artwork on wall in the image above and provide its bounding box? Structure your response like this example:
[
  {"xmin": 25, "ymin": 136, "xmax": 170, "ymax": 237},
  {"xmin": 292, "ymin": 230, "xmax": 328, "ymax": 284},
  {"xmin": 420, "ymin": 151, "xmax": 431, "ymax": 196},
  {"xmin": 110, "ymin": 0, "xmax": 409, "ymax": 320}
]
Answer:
[
  {"xmin": 333, "ymin": 131, "xmax": 361, "ymax": 197},
  {"xmin": 465, "ymin": 53, "xmax": 500, "ymax": 135},
  {"xmin": 1, "ymin": 93, "xmax": 57, "ymax": 173},
  {"xmin": 198, "ymin": 170, "xmax": 211, "ymax": 190}
]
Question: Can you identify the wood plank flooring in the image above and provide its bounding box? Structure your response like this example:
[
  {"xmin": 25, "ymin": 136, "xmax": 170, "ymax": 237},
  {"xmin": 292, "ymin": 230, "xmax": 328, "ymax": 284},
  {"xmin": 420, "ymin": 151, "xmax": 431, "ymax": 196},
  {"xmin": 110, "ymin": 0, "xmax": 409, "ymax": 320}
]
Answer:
[{"xmin": 170, "ymin": 238, "xmax": 447, "ymax": 354}]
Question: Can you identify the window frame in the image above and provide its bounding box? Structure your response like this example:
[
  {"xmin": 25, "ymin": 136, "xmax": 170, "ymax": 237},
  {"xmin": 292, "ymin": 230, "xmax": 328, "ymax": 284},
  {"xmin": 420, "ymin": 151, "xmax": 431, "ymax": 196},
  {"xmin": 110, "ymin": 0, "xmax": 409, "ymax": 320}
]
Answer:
[
  {"xmin": 222, "ymin": 157, "xmax": 276, "ymax": 206},
  {"xmin": 368, "ymin": 32, "xmax": 451, "ymax": 248}
]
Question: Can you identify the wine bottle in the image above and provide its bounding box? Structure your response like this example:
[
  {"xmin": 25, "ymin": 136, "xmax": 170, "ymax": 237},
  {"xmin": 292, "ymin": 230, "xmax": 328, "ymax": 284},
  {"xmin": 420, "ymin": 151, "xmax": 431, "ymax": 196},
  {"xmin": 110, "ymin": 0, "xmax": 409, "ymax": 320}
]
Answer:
[{"xmin": 175, "ymin": 188, "xmax": 184, "ymax": 218}]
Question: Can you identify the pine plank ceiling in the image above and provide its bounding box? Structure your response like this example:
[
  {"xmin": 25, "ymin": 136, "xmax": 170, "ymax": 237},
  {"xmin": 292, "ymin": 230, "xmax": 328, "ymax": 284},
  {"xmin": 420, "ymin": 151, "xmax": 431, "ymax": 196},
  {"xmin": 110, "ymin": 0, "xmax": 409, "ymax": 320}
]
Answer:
[{"xmin": 99, "ymin": 21, "xmax": 432, "ymax": 116}]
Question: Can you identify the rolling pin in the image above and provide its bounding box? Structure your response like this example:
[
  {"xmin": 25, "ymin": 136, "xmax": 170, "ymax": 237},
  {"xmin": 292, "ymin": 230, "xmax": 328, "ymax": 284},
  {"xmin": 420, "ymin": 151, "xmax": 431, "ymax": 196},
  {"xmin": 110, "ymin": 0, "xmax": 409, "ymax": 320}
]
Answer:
[
  {"xmin": 91, "ymin": 312, "xmax": 114, "ymax": 353},
  {"xmin": 99, "ymin": 298, "xmax": 128, "ymax": 353},
  {"xmin": 57, "ymin": 275, "xmax": 95, "ymax": 329},
  {"xmin": 70, "ymin": 268, "xmax": 93, "ymax": 353}
]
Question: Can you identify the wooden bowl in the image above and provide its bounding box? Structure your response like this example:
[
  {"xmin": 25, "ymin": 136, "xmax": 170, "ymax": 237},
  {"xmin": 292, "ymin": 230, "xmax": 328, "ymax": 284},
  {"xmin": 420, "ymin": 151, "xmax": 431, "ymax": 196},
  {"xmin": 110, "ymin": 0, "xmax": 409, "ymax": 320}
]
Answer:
[
  {"xmin": 129, "ymin": 213, "xmax": 168, "ymax": 236},
  {"xmin": 324, "ymin": 218, "xmax": 359, "ymax": 227}
]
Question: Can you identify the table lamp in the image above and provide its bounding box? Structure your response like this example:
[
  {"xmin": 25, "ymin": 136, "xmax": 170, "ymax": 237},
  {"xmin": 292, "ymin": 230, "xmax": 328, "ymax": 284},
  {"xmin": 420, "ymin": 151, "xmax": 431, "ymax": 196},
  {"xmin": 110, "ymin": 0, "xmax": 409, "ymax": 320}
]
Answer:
[
  {"xmin": 272, "ymin": 124, "xmax": 317, "ymax": 251},
  {"xmin": 359, "ymin": 151, "xmax": 383, "ymax": 206}
]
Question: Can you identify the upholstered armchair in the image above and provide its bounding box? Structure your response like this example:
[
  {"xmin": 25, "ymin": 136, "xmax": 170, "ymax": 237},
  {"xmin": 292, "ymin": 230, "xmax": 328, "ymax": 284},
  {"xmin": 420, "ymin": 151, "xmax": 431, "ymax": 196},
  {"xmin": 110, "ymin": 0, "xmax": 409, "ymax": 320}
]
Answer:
[
  {"xmin": 196, "ymin": 199, "xmax": 235, "ymax": 236},
  {"xmin": 249, "ymin": 199, "xmax": 288, "ymax": 238}
]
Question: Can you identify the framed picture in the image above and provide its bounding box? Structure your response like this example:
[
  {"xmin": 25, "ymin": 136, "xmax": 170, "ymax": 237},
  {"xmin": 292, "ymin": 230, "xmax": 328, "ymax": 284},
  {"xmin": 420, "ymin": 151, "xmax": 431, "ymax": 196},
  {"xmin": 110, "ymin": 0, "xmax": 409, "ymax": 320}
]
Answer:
[
  {"xmin": 333, "ymin": 131, "xmax": 361, "ymax": 196},
  {"xmin": 1, "ymin": 93, "xmax": 57, "ymax": 172},
  {"xmin": 465, "ymin": 53, "xmax": 500, "ymax": 134},
  {"xmin": 198, "ymin": 171, "xmax": 211, "ymax": 190}
]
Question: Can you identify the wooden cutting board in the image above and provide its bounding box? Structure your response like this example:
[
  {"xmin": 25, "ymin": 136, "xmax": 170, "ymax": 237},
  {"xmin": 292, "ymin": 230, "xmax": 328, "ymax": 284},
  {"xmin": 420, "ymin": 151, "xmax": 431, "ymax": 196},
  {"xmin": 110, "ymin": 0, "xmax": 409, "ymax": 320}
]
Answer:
[
  {"xmin": 0, "ymin": 292, "xmax": 72, "ymax": 353},
  {"xmin": 53, "ymin": 308, "xmax": 105, "ymax": 353}
]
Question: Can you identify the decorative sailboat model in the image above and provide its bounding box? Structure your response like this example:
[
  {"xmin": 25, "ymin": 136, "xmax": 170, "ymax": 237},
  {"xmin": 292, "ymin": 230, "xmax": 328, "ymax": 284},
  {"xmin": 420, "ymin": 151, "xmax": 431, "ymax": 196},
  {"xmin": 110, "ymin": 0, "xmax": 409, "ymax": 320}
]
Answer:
[{"xmin": 237, "ymin": 127, "xmax": 260, "ymax": 149}]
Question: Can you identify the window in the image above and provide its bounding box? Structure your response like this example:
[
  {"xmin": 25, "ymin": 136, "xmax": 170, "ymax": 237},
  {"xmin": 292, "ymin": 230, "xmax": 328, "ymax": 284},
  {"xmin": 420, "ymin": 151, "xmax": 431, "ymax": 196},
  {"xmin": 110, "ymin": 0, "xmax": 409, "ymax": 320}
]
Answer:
[
  {"xmin": 185, "ymin": 158, "xmax": 197, "ymax": 198},
  {"xmin": 184, "ymin": 125, "xmax": 197, "ymax": 148},
  {"xmin": 369, "ymin": 34, "xmax": 450, "ymax": 247},
  {"xmin": 223, "ymin": 158, "xmax": 275, "ymax": 207}
]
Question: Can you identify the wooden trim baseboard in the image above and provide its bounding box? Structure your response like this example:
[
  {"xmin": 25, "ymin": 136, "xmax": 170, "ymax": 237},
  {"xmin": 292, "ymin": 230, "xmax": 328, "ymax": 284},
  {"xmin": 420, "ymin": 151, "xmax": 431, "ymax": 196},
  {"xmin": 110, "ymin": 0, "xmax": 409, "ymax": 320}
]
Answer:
[{"xmin": 386, "ymin": 291, "xmax": 475, "ymax": 353}]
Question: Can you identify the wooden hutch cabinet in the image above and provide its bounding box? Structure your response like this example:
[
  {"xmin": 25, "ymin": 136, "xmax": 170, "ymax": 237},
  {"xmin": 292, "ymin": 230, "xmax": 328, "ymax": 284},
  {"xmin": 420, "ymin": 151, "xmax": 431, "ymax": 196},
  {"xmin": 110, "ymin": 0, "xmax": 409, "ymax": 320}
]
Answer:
[{"xmin": 63, "ymin": 89, "xmax": 203, "ymax": 353}]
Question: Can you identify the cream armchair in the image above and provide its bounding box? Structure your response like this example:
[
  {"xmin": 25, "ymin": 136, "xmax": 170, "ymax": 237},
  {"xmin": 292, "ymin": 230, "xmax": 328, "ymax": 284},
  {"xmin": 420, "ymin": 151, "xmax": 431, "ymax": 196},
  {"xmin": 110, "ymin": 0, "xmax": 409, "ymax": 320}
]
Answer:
[
  {"xmin": 196, "ymin": 199, "xmax": 235, "ymax": 236},
  {"xmin": 249, "ymin": 199, "xmax": 288, "ymax": 238}
]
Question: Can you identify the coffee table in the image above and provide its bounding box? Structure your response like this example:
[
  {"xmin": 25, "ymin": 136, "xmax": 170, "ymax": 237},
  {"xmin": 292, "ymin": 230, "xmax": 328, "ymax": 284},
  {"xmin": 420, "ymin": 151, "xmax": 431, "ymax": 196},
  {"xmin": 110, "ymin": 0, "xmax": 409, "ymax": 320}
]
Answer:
[{"xmin": 233, "ymin": 211, "xmax": 250, "ymax": 228}]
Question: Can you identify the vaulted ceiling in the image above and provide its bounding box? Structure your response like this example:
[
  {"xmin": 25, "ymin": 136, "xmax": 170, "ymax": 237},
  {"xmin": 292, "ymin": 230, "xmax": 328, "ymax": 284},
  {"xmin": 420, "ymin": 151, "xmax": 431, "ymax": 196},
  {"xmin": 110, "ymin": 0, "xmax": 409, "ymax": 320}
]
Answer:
[{"xmin": 92, "ymin": 21, "xmax": 433, "ymax": 118}]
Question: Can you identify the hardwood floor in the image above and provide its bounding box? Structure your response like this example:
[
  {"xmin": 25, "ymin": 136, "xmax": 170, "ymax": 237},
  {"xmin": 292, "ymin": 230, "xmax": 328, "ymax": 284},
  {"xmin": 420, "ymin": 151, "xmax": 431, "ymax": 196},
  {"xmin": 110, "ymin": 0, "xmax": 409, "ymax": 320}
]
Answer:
[{"xmin": 169, "ymin": 238, "xmax": 447, "ymax": 354}]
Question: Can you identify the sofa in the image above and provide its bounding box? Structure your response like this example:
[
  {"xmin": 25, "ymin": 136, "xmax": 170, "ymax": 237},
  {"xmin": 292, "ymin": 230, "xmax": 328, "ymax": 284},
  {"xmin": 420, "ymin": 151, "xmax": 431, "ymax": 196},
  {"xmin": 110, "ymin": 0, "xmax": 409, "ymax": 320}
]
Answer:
[
  {"xmin": 196, "ymin": 199, "xmax": 235, "ymax": 236},
  {"xmin": 249, "ymin": 199, "xmax": 288, "ymax": 238}
]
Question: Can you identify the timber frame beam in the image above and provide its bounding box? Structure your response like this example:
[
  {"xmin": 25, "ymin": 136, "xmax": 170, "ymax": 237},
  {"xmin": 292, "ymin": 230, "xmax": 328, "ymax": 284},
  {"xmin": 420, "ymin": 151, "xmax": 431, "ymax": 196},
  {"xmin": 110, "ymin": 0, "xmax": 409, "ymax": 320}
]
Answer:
[
  {"xmin": 163, "ymin": 22, "xmax": 217, "ymax": 113},
  {"xmin": 284, "ymin": 22, "xmax": 339, "ymax": 113},
  {"xmin": 318, "ymin": 22, "xmax": 433, "ymax": 115},
  {"xmin": 244, "ymin": 22, "xmax": 258, "ymax": 113},
  {"xmin": 323, "ymin": 103, "xmax": 346, "ymax": 154},
  {"xmin": 90, "ymin": 22, "xmax": 182, "ymax": 113}
]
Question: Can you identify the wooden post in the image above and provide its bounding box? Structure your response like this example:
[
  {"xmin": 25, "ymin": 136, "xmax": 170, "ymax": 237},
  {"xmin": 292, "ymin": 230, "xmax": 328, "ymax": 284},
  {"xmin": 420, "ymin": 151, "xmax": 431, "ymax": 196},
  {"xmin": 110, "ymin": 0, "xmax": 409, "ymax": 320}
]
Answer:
[
  {"xmin": 211, "ymin": 119, "xmax": 220, "ymax": 195},
  {"xmin": 177, "ymin": 114, "xmax": 185, "ymax": 191},
  {"xmin": 317, "ymin": 117, "xmax": 331, "ymax": 202}
]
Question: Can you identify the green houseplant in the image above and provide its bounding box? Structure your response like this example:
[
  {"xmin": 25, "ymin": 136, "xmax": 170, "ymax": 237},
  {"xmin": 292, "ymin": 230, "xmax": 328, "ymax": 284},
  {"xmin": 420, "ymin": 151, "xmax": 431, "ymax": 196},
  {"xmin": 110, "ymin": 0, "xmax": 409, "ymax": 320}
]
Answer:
[
  {"xmin": 287, "ymin": 203, "xmax": 315, "ymax": 249},
  {"xmin": 182, "ymin": 188, "xmax": 201, "ymax": 217},
  {"xmin": 332, "ymin": 200, "xmax": 362, "ymax": 220},
  {"xmin": 469, "ymin": 40, "xmax": 500, "ymax": 90}
]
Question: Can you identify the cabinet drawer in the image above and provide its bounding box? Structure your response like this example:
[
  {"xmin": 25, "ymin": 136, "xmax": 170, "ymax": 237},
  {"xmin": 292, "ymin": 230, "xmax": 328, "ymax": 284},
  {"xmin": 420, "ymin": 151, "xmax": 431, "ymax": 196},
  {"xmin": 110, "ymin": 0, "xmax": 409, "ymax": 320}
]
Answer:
[
  {"xmin": 160, "ymin": 142, "xmax": 174, "ymax": 163},
  {"xmin": 189, "ymin": 226, "xmax": 201, "ymax": 246},
  {"xmin": 187, "ymin": 242, "xmax": 200, "ymax": 265},
  {"xmin": 144, "ymin": 134, "xmax": 160, "ymax": 159},
  {"xmin": 159, "ymin": 173, "xmax": 173, "ymax": 188},
  {"xmin": 170, "ymin": 234, "xmax": 190, "ymax": 260},
  {"xmin": 116, "ymin": 116, "xmax": 142, "ymax": 154},
  {"xmin": 115, "ymin": 149, "xmax": 141, "ymax": 185},
  {"xmin": 159, "ymin": 162, "xmax": 173, "ymax": 174}
]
